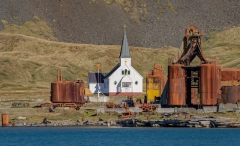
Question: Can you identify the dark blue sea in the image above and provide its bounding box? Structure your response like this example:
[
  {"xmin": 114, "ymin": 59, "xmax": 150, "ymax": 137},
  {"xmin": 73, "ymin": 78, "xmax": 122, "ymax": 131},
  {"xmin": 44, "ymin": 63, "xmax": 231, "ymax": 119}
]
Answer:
[{"xmin": 0, "ymin": 127, "xmax": 240, "ymax": 146}]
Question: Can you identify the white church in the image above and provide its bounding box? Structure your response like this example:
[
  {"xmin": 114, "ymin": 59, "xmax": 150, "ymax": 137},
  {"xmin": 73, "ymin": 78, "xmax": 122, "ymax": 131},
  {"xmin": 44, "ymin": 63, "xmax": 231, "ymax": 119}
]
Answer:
[{"xmin": 88, "ymin": 27, "xmax": 143, "ymax": 96}]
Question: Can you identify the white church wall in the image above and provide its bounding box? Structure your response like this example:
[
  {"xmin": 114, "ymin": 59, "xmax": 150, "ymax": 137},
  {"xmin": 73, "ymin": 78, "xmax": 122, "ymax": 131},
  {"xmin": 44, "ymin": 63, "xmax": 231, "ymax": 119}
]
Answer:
[
  {"xmin": 129, "ymin": 66, "xmax": 143, "ymax": 92},
  {"xmin": 108, "ymin": 65, "xmax": 143, "ymax": 93},
  {"xmin": 108, "ymin": 67, "xmax": 122, "ymax": 93}
]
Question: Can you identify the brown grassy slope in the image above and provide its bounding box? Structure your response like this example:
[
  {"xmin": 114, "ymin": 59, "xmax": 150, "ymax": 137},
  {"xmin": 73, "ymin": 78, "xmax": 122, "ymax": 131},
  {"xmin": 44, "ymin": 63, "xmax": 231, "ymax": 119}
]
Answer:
[
  {"xmin": 1, "ymin": 16, "xmax": 57, "ymax": 41},
  {"xmin": 202, "ymin": 28, "xmax": 240, "ymax": 68},
  {"xmin": 0, "ymin": 24, "xmax": 240, "ymax": 100},
  {"xmin": 0, "ymin": 32, "xmax": 178, "ymax": 99}
]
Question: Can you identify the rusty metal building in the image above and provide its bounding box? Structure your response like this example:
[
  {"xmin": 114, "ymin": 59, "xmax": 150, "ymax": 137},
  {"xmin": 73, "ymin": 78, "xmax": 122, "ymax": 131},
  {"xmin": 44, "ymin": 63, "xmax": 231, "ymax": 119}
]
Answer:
[
  {"xmin": 50, "ymin": 71, "xmax": 85, "ymax": 105},
  {"xmin": 152, "ymin": 25, "xmax": 240, "ymax": 108}
]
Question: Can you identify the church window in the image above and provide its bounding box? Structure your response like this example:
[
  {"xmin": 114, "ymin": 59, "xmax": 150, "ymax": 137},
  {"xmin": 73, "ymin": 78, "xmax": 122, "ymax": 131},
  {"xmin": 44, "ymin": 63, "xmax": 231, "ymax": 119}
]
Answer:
[
  {"xmin": 122, "ymin": 69, "xmax": 130, "ymax": 75},
  {"xmin": 122, "ymin": 82, "xmax": 131, "ymax": 87},
  {"xmin": 114, "ymin": 81, "xmax": 117, "ymax": 85},
  {"xmin": 135, "ymin": 81, "xmax": 138, "ymax": 85}
]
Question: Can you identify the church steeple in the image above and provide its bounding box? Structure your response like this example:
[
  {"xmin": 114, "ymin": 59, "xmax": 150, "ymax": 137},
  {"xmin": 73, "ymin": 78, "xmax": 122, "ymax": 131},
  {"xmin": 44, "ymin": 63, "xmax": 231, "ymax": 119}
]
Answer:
[{"xmin": 119, "ymin": 25, "xmax": 131, "ymax": 59}]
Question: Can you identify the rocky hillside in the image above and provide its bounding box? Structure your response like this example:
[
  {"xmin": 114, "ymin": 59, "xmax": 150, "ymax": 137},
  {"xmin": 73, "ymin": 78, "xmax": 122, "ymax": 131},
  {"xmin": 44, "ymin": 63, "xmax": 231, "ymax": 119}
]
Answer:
[{"xmin": 0, "ymin": 0, "xmax": 240, "ymax": 48}]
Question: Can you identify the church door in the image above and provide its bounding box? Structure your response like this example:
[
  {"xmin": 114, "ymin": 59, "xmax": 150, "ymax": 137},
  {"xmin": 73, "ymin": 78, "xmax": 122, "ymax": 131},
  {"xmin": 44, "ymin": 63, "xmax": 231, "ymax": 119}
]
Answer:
[{"xmin": 121, "ymin": 82, "xmax": 132, "ymax": 92}]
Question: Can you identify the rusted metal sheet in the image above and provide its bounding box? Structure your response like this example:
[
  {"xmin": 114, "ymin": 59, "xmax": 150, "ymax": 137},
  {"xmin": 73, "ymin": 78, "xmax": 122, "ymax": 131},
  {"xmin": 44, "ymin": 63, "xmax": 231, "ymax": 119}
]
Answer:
[
  {"xmin": 221, "ymin": 68, "xmax": 240, "ymax": 81},
  {"xmin": 221, "ymin": 80, "xmax": 240, "ymax": 86},
  {"xmin": 64, "ymin": 81, "xmax": 74, "ymax": 102},
  {"xmin": 200, "ymin": 64, "xmax": 220, "ymax": 105},
  {"xmin": 221, "ymin": 86, "xmax": 240, "ymax": 104},
  {"xmin": 51, "ymin": 73, "xmax": 85, "ymax": 104},
  {"xmin": 168, "ymin": 64, "xmax": 186, "ymax": 106},
  {"xmin": 78, "ymin": 80, "xmax": 85, "ymax": 103},
  {"xmin": 146, "ymin": 64, "xmax": 166, "ymax": 100},
  {"xmin": 74, "ymin": 80, "xmax": 85, "ymax": 103},
  {"xmin": 2, "ymin": 113, "xmax": 9, "ymax": 127},
  {"xmin": 51, "ymin": 81, "xmax": 63, "ymax": 103}
]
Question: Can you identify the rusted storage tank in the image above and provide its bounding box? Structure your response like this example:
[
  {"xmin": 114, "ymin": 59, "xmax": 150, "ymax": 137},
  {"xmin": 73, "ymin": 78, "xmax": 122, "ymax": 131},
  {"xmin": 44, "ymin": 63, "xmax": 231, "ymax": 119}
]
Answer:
[
  {"xmin": 221, "ymin": 86, "xmax": 240, "ymax": 104},
  {"xmin": 168, "ymin": 64, "xmax": 186, "ymax": 106},
  {"xmin": 51, "ymin": 71, "xmax": 65, "ymax": 103},
  {"xmin": 77, "ymin": 80, "xmax": 85, "ymax": 103},
  {"xmin": 200, "ymin": 64, "xmax": 220, "ymax": 105},
  {"xmin": 2, "ymin": 113, "xmax": 9, "ymax": 127},
  {"xmin": 51, "ymin": 80, "xmax": 65, "ymax": 103},
  {"xmin": 51, "ymin": 80, "xmax": 85, "ymax": 103},
  {"xmin": 64, "ymin": 81, "xmax": 74, "ymax": 102}
]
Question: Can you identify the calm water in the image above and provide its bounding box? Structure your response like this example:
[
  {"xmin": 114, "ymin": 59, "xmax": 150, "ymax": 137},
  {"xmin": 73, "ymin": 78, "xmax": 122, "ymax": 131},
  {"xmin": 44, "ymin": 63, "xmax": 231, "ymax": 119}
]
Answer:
[{"xmin": 0, "ymin": 127, "xmax": 240, "ymax": 146}]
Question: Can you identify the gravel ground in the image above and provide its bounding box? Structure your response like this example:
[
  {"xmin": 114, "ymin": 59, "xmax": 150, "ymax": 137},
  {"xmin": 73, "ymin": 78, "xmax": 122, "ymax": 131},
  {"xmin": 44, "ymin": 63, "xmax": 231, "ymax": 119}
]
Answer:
[{"xmin": 0, "ymin": 0, "xmax": 240, "ymax": 48}]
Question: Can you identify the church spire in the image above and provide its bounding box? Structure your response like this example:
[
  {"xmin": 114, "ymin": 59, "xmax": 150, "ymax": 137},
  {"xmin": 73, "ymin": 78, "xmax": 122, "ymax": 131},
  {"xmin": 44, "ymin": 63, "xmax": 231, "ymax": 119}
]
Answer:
[{"xmin": 119, "ymin": 25, "xmax": 131, "ymax": 58}]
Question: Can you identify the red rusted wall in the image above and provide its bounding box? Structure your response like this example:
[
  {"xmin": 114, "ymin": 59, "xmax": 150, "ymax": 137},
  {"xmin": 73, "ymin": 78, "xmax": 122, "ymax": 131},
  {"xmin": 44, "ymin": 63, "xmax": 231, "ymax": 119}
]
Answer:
[
  {"xmin": 51, "ymin": 80, "xmax": 85, "ymax": 103},
  {"xmin": 200, "ymin": 64, "xmax": 220, "ymax": 105},
  {"xmin": 168, "ymin": 64, "xmax": 186, "ymax": 106},
  {"xmin": 221, "ymin": 68, "xmax": 240, "ymax": 81},
  {"xmin": 221, "ymin": 86, "xmax": 240, "ymax": 104},
  {"xmin": 2, "ymin": 113, "xmax": 9, "ymax": 127},
  {"xmin": 51, "ymin": 81, "xmax": 63, "ymax": 103}
]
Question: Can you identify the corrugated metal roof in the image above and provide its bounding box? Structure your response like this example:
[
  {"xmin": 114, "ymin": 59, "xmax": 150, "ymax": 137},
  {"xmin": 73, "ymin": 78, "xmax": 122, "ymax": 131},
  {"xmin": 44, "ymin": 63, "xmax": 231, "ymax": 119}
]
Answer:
[
  {"xmin": 119, "ymin": 29, "xmax": 131, "ymax": 58},
  {"xmin": 88, "ymin": 73, "xmax": 108, "ymax": 83}
]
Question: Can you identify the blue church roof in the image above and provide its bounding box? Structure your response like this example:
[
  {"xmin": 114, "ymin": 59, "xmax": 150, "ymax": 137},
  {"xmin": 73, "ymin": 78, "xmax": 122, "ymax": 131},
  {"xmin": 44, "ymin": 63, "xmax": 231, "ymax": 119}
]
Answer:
[{"xmin": 88, "ymin": 73, "xmax": 108, "ymax": 83}]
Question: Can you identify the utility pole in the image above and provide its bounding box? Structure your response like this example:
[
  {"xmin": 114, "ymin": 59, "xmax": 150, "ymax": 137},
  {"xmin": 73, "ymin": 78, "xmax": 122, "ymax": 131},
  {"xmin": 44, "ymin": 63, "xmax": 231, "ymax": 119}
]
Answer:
[{"xmin": 97, "ymin": 64, "xmax": 101, "ymax": 102}]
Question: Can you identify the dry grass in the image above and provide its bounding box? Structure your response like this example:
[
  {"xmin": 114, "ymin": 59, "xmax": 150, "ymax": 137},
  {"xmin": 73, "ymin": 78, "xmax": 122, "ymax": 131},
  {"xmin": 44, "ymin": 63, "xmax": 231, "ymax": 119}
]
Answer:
[
  {"xmin": 0, "ymin": 32, "xmax": 178, "ymax": 100},
  {"xmin": 202, "ymin": 27, "xmax": 240, "ymax": 68},
  {"xmin": 0, "ymin": 16, "xmax": 240, "ymax": 101},
  {"xmin": 1, "ymin": 16, "xmax": 57, "ymax": 41}
]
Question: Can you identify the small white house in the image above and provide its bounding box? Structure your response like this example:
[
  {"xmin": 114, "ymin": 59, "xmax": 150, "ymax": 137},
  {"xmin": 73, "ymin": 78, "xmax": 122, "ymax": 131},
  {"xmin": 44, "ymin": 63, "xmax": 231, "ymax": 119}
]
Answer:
[{"xmin": 88, "ymin": 27, "xmax": 143, "ymax": 96}]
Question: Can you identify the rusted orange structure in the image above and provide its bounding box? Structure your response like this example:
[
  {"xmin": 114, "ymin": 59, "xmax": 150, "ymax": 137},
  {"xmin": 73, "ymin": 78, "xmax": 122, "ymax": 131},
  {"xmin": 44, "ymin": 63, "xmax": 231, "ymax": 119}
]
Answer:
[
  {"xmin": 51, "ymin": 80, "xmax": 85, "ymax": 103},
  {"xmin": 166, "ymin": 25, "xmax": 223, "ymax": 107},
  {"xmin": 146, "ymin": 64, "xmax": 167, "ymax": 101},
  {"xmin": 200, "ymin": 63, "xmax": 220, "ymax": 105},
  {"xmin": 43, "ymin": 70, "xmax": 85, "ymax": 109},
  {"xmin": 168, "ymin": 64, "xmax": 186, "ymax": 106},
  {"xmin": 220, "ymin": 68, "xmax": 240, "ymax": 104},
  {"xmin": 221, "ymin": 86, "xmax": 240, "ymax": 104},
  {"xmin": 2, "ymin": 113, "xmax": 9, "ymax": 127},
  {"xmin": 149, "ymin": 25, "xmax": 240, "ymax": 108},
  {"xmin": 51, "ymin": 71, "xmax": 85, "ymax": 104},
  {"xmin": 221, "ymin": 68, "xmax": 240, "ymax": 81}
]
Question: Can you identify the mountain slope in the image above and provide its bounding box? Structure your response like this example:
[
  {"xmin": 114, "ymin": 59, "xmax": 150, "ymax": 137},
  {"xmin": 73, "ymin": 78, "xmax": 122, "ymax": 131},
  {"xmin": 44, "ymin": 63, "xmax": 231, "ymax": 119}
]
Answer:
[
  {"xmin": 0, "ymin": 0, "xmax": 240, "ymax": 48},
  {"xmin": 0, "ymin": 26, "xmax": 240, "ymax": 99}
]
